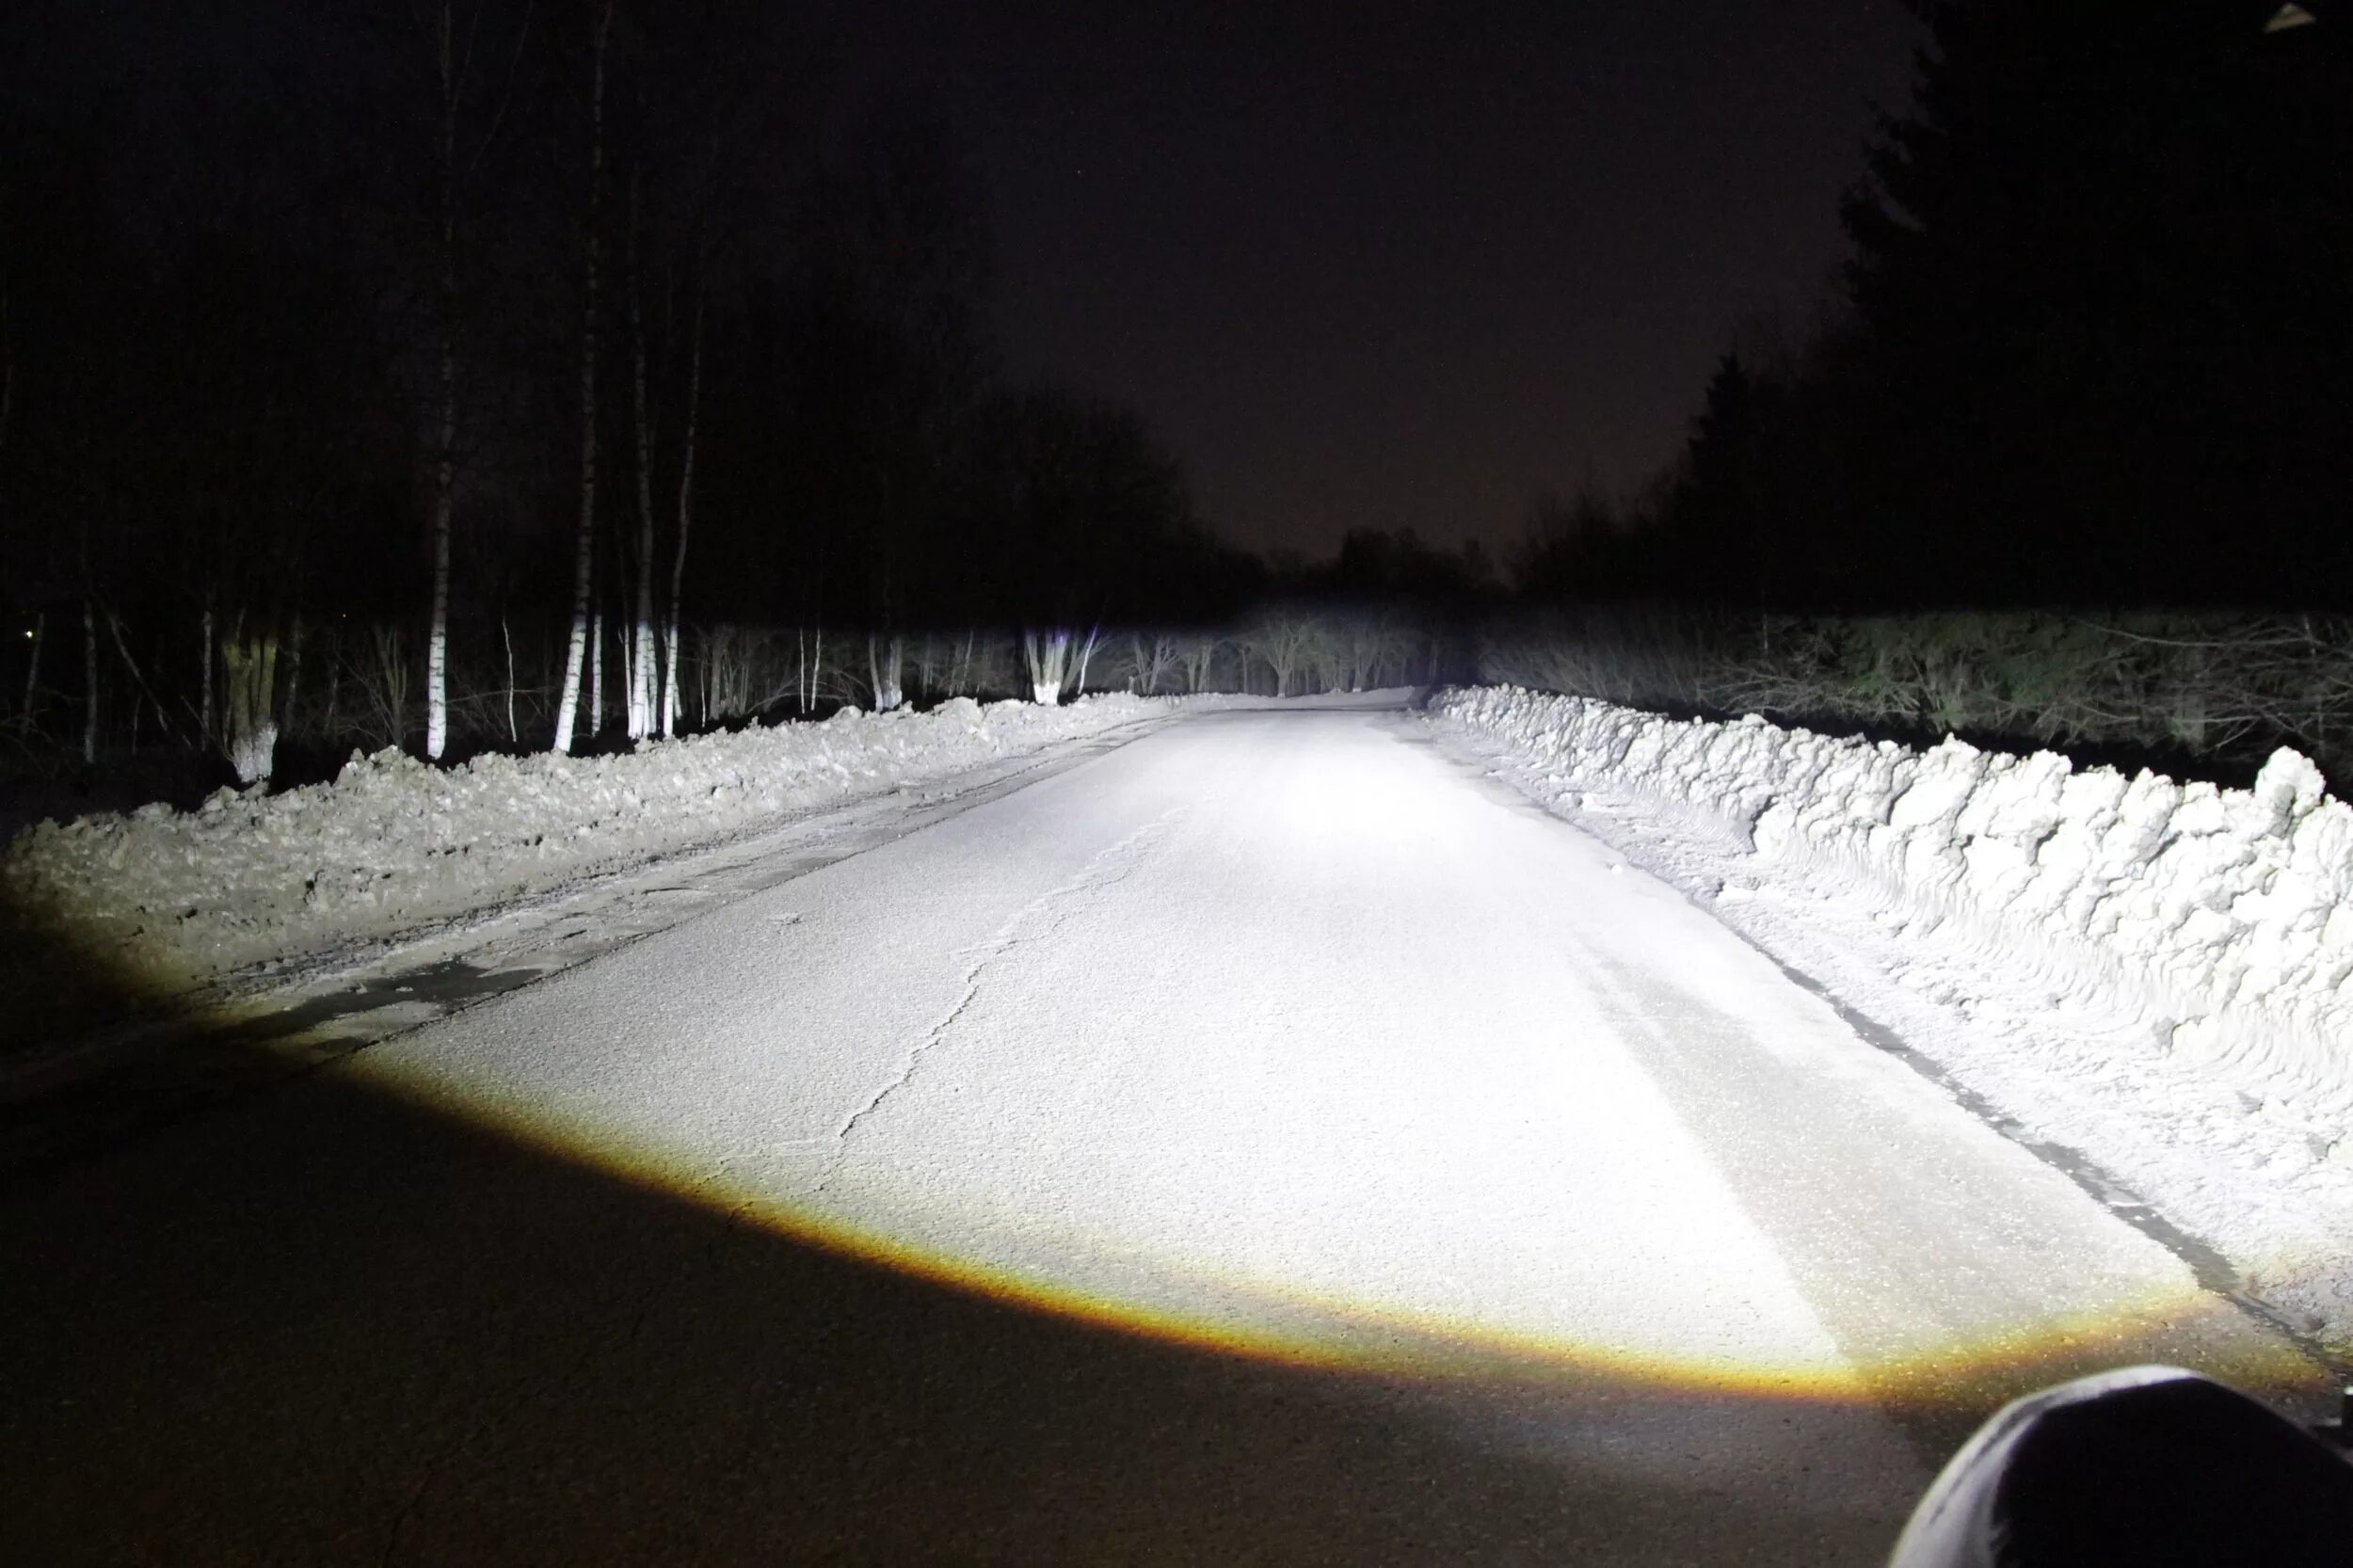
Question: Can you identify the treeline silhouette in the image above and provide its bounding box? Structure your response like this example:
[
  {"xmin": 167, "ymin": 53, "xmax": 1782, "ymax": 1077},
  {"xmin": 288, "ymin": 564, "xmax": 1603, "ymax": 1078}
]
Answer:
[
  {"xmin": 5, "ymin": 1, "xmax": 2349, "ymax": 811},
  {"xmin": 1515, "ymin": 0, "xmax": 2353, "ymax": 614},
  {"xmin": 0, "ymin": 1, "xmax": 1285, "ymax": 796},
  {"xmin": 1490, "ymin": 1, "xmax": 2353, "ymax": 783}
]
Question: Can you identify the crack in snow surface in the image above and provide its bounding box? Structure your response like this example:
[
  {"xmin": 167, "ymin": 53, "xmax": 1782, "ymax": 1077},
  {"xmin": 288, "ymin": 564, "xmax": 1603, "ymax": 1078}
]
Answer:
[{"xmin": 813, "ymin": 809, "xmax": 1182, "ymax": 1193}]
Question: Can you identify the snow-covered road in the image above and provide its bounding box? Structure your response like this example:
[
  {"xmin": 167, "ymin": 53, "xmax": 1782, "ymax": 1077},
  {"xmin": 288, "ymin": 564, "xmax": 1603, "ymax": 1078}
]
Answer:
[{"xmin": 0, "ymin": 703, "xmax": 2334, "ymax": 1566}]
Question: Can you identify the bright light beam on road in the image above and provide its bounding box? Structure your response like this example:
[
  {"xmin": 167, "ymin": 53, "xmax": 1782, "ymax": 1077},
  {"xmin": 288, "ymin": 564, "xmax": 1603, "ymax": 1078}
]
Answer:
[{"xmin": 346, "ymin": 710, "xmax": 2325, "ymax": 1426}]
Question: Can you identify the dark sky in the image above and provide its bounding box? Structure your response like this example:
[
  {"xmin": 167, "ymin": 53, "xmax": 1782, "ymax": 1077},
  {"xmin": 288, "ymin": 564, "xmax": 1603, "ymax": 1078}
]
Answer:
[{"xmin": 807, "ymin": 1, "xmax": 1927, "ymax": 559}]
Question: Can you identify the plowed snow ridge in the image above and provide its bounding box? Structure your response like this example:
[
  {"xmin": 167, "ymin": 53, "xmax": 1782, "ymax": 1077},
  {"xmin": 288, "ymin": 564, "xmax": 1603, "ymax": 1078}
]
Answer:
[
  {"xmin": 0, "ymin": 694, "xmax": 1236, "ymax": 990},
  {"xmin": 1433, "ymin": 684, "xmax": 2353, "ymax": 1352},
  {"xmin": 1435, "ymin": 685, "xmax": 2353, "ymax": 1109}
]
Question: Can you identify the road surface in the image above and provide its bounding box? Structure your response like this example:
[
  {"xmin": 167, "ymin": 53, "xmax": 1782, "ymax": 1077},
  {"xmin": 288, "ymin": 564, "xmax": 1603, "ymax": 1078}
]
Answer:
[{"xmin": 0, "ymin": 703, "xmax": 2330, "ymax": 1565}]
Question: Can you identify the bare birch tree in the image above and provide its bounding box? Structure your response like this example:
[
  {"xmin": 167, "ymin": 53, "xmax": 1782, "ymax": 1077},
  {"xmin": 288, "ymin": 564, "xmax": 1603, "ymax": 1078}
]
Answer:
[
  {"xmin": 625, "ymin": 164, "xmax": 658, "ymax": 740},
  {"xmin": 421, "ymin": 0, "xmax": 533, "ymax": 761},
  {"xmin": 1176, "ymin": 632, "xmax": 1221, "ymax": 695},
  {"xmin": 869, "ymin": 632, "xmax": 904, "ymax": 711},
  {"xmin": 103, "ymin": 609, "xmax": 176, "ymax": 749},
  {"xmin": 1022, "ymin": 628, "xmax": 1099, "ymax": 705},
  {"xmin": 552, "ymin": 0, "xmax": 616, "ymax": 756},
  {"xmin": 587, "ymin": 604, "xmax": 602, "ymax": 738},
  {"xmin": 637, "ymin": 3, "xmax": 797, "ymax": 736},
  {"xmin": 1022, "ymin": 629, "xmax": 1066, "ymax": 705},
  {"xmin": 218, "ymin": 613, "xmax": 280, "ymax": 784},
  {"xmin": 1124, "ymin": 632, "xmax": 1179, "ymax": 695},
  {"xmin": 660, "ymin": 294, "xmax": 701, "ymax": 736},
  {"xmin": 1242, "ymin": 611, "xmax": 1322, "ymax": 698}
]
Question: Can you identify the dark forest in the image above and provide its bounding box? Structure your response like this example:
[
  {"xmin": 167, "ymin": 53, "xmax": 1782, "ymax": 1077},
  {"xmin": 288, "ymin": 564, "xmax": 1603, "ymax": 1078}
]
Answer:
[{"xmin": 3, "ymin": 1, "xmax": 2350, "ymax": 803}]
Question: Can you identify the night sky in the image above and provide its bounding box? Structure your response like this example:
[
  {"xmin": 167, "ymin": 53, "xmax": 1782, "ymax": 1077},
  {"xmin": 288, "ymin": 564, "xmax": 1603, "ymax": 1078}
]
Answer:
[{"xmin": 808, "ymin": 1, "xmax": 1926, "ymax": 559}]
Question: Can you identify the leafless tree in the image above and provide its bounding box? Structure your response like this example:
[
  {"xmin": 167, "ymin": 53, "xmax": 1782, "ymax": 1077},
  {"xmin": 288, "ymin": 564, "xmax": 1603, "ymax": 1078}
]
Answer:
[
  {"xmin": 1022, "ymin": 626, "xmax": 1099, "ymax": 704},
  {"xmin": 1240, "ymin": 611, "xmax": 1323, "ymax": 697},
  {"xmin": 218, "ymin": 613, "xmax": 280, "ymax": 784},
  {"xmin": 1023, "ymin": 628, "xmax": 1071, "ymax": 704},
  {"xmin": 1175, "ymin": 632, "xmax": 1222, "ymax": 695},
  {"xmin": 868, "ymin": 631, "xmax": 905, "ymax": 711},
  {"xmin": 1124, "ymin": 632, "xmax": 1181, "ymax": 695},
  {"xmin": 660, "ymin": 296, "xmax": 701, "ymax": 735},
  {"xmin": 419, "ymin": 0, "xmax": 535, "ymax": 761},
  {"xmin": 344, "ymin": 623, "xmax": 413, "ymax": 751},
  {"xmin": 103, "ymin": 609, "xmax": 179, "ymax": 753},
  {"xmin": 625, "ymin": 164, "xmax": 660, "ymax": 739},
  {"xmin": 552, "ymin": 0, "xmax": 616, "ymax": 755}
]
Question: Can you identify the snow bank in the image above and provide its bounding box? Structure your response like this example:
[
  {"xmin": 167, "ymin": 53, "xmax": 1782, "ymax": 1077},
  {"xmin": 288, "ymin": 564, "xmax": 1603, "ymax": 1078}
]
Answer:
[
  {"xmin": 2, "ymin": 696, "xmax": 1213, "ymax": 994},
  {"xmin": 1432, "ymin": 686, "xmax": 2353, "ymax": 1112}
]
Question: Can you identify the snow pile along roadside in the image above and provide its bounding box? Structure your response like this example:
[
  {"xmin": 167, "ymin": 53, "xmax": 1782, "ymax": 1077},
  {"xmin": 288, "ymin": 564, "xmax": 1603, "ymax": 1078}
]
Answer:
[
  {"xmin": 1432, "ymin": 684, "xmax": 2353, "ymax": 1350},
  {"xmin": 2, "ymin": 695, "xmax": 1209, "ymax": 996},
  {"xmin": 1432, "ymin": 686, "xmax": 2353, "ymax": 1112}
]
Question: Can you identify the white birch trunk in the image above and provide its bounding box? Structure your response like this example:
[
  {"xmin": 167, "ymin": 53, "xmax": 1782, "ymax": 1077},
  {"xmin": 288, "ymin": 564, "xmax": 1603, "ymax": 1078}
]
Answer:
[
  {"xmin": 281, "ymin": 615, "xmax": 305, "ymax": 737},
  {"xmin": 220, "ymin": 621, "xmax": 280, "ymax": 785},
  {"xmin": 418, "ymin": 0, "xmax": 530, "ymax": 758},
  {"xmin": 625, "ymin": 167, "xmax": 657, "ymax": 741},
  {"xmin": 552, "ymin": 0, "xmax": 615, "ymax": 755},
  {"xmin": 424, "ymin": 1, "xmax": 458, "ymax": 761},
  {"xmin": 662, "ymin": 296, "xmax": 701, "ymax": 738},
  {"xmin": 587, "ymin": 605, "xmax": 603, "ymax": 742},
  {"xmin": 501, "ymin": 612, "xmax": 517, "ymax": 744},
  {"xmin": 869, "ymin": 632, "xmax": 904, "ymax": 712},
  {"xmin": 1024, "ymin": 629, "xmax": 1070, "ymax": 705}
]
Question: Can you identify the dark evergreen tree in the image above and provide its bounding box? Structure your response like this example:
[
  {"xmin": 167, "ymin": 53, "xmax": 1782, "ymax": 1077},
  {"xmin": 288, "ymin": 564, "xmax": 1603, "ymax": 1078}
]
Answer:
[
  {"xmin": 1670, "ymin": 353, "xmax": 1766, "ymax": 606},
  {"xmin": 1842, "ymin": 0, "xmax": 2353, "ymax": 606}
]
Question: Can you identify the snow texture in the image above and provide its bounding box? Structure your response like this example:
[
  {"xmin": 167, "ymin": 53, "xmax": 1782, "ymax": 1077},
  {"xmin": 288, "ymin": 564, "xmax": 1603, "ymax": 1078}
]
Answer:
[
  {"xmin": 1433, "ymin": 686, "xmax": 2353, "ymax": 1110},
  {"xmin": 1433, "ymin": 685, "xmax": 2353, "ymax": 1351},
  {"xmin": 1, "ymin": 695, "xmax": 1222, "ymax": 994}
]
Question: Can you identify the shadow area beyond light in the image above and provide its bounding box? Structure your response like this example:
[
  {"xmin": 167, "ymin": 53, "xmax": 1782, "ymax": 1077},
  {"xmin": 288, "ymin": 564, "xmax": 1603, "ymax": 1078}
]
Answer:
[
  {"xmin": 4, "ymin": 1067, "xmax": 1929, "ymax": 1567},
  {"xmin": 359, "ymin": 1059, "xmax": 2328, "ymax": 1476}
]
